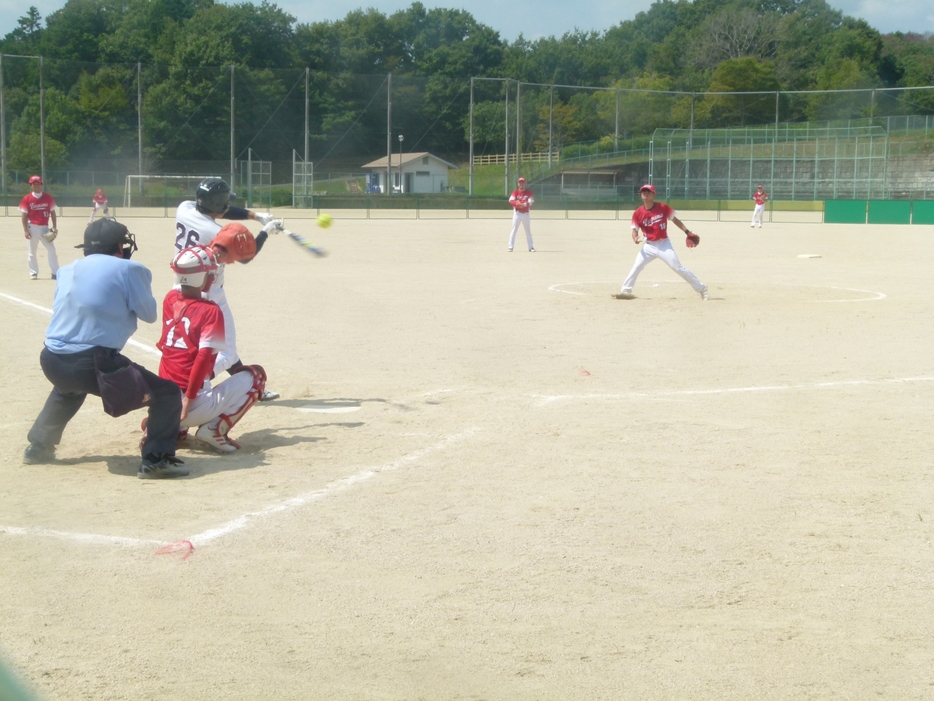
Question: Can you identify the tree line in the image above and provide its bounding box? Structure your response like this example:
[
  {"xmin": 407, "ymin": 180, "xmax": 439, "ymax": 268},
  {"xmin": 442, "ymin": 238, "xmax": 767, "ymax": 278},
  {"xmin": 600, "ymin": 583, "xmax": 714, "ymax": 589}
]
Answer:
[{"xmin": 1, "ymin": 0, "xmax": 933, "ymax": 174}]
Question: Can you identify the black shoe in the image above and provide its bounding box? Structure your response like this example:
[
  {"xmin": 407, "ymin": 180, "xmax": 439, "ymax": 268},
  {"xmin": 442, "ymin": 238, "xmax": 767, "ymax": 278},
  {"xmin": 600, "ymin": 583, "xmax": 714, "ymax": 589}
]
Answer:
[
  {"xmin": 51, "ymin": 274, "xmax": 57, "ymax": 280},
  {"xmin": 138, "ymin": 454, "xmax": 189, "ymax": 479},
  {"xmin": 23, "ymin": 443, "xmax": 56, "ymax": 464}
]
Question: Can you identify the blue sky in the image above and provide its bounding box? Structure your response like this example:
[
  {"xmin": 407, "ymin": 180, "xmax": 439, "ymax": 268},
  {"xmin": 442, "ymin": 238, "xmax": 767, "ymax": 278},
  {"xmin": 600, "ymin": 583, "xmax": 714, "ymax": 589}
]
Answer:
[{"xmin": 1, "ymin": 0, "xmax": 931, "ymax": 44}]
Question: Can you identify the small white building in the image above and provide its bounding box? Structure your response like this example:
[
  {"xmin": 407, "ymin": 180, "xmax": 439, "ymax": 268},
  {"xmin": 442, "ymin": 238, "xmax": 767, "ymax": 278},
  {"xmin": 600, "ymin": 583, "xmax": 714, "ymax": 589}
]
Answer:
[{"xmin": 361, "ymin": 152, "xmax": 458, "ymax": 194}]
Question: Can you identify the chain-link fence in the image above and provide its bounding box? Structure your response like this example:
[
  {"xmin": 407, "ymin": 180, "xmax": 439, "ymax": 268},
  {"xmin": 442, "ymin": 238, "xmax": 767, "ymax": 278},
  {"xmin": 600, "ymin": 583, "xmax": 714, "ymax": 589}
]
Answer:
[{"xmin": 1, "ymin": 55, "xmax": 932, "ymax": 214}]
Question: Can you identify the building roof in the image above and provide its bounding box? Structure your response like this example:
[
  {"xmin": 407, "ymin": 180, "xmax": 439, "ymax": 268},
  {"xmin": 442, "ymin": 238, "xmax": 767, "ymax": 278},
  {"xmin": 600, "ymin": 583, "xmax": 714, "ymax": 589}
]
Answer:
[{"xmin": 361, "ymin": 151, "xmax": 459, "ymax": 170}]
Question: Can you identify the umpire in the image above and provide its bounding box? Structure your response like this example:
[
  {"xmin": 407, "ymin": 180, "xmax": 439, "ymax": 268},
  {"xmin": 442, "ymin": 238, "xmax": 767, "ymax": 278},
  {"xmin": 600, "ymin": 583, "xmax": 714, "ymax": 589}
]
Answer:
[{"xmin": 23, "ymin": 218, "xmax": 188, "ymax": 479}]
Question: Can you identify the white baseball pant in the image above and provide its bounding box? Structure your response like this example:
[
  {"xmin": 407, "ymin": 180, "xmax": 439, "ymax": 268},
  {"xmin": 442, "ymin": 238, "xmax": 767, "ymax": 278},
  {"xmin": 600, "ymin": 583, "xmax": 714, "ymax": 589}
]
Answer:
[
  {"xmin": 508, "ymin": 211, "xmax": 534, "ymax": 250},
  {"xmin": 89, "ymin": 201, "xmax": 108, "ymax": 223},
  {"xmin": 620, "ymin": 237, "xmax": 705, "ymax": 294},
  {"xmin": 27, "ymin": 224, "xmax": 60, "ymax": 277},
  {"xmin": 181, "ymin": 371, "xmax": 256, "ymax": 430},
  {"xmin": 206, "ymin": 286, "xmax": 239, "ymax": 376},
  {"xmin": 751, "ymin": 204, "xmax": 765, "ymax": 227}
]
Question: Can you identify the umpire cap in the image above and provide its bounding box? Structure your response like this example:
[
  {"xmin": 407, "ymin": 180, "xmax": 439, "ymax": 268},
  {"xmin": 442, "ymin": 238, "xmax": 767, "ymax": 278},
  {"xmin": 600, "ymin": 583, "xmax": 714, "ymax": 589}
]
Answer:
[{"xmin": 77, "ymin": 218, "xmax": 138, "ymax": 259}]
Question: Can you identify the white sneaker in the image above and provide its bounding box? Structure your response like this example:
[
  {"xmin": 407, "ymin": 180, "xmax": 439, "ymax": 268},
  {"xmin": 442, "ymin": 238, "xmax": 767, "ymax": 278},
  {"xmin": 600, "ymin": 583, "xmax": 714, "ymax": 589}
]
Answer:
[
  {"xmin": 613, "ymin": 292, "xmax": 635, "ymax": 300},
  {"xmin": 507, "ymin": 247, "xmax": 513, "ymax": 252},
  {"xmin": 194, "ymin": 424, "xmax": 238, "ymax": 453},
  {"xmin": 260, "ymin": 389, "xmax": 280, "ymax": 401},
  {"xmin": 700, "ymin": 286, "xmax": 709, "ymax": 301}
]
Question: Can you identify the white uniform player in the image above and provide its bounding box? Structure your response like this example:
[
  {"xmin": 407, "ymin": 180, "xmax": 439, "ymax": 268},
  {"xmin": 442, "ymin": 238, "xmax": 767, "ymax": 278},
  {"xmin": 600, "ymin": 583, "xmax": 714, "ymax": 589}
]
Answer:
[{"xmin": 174, "ymin": 178, "xmax": 279, "ymax": 400}]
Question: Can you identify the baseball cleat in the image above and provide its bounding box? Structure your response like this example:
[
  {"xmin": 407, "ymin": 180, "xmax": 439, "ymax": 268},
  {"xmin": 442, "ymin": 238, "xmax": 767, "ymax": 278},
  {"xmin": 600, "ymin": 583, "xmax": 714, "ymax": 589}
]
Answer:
[
  {"xmin": 194, "ymin": 424, "xmax": 238, "ymax": 453},
  {"xmin": 529, "ymin": 247, "xmax": 536, "ymax": 252},
  {"xmin": 700, "ymin": 286, "xmax": 709, "ymax": 300},
  {"xmin": 138, "ymin": 454, "xmax": 189, "ymax": 479},
  {"xmin": 612, "ymin": 292, "xmax": 636, "ymax": 300},
  {"xmin": 29, "ymin": 273, "xmax": 38, "ymax": 280},
  {"xmin": 507, "ymin": 247, "xmax": 513, "ymax": 252},
  {"xmin": 260, "ymin": 389, "xmax": 280, "ymax": 401},
  {"xmin": 23, "ymin": 443, "xmax": 56, "ymax": 464}
]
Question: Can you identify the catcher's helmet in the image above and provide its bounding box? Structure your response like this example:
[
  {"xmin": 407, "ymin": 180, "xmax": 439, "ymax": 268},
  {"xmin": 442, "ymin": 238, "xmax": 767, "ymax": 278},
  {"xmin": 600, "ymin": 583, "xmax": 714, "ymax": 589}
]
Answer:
[
  {"xmin": 172, "ymin": 245, "xmax": 218, "ymax": 292},
  {"xmin": 195, "ymin": 177, "xmax": 234, "ymax": 215}
]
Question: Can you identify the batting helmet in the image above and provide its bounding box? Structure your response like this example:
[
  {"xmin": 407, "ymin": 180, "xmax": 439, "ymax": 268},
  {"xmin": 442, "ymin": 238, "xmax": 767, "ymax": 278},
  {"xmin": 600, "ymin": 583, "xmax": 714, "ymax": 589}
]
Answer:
[
  {"xmin": 195, "ymin": 178, "xmax": 234, "ymax": 215},
  {"xmin": 171, "ymin": 245, "xmax": 219, "ymax": 292}
]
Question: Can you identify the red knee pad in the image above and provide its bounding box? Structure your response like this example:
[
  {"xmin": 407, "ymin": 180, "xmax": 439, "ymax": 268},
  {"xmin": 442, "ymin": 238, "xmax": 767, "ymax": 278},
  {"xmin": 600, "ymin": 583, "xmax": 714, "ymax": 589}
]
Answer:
[{"xmin": 232, "ymin": 363, "xmax": 266, "ymax": 394}]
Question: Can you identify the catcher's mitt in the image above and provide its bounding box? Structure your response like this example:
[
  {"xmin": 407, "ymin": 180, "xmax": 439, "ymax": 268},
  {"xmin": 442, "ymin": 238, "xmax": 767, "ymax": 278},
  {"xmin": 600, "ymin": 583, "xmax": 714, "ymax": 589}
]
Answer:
[
  {"xmin": 42, "ymin": 228, "xmax": 58, "ymax": 243},
  {"xmin": 211, "ymin": 223, "xmax": 256, "ymax": 263},
  {"xmin": 685, "ymin": 231, "xmax": 700, "ymax": 248}
]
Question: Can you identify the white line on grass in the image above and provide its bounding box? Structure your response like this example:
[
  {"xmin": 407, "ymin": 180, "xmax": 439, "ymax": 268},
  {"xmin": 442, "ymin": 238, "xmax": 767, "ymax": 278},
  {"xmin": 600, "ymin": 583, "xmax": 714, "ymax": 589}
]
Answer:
[
  {"xmin": 0, "ymin": 290, "xmax": 159, "ymax": 356},
  {"xmin": 0, "ymin": 429, "xmax": 480, "ymax": 552},
  {"xmin": 533, "ymin": 376, "xmax": 934, "ymax": 404}
]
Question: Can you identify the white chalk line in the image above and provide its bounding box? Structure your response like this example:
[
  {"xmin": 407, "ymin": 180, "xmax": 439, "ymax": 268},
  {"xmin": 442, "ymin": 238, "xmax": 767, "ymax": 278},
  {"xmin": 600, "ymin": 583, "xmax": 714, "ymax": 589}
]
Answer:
[
  {"xmin": 0, "ymin": 290, "xmax": 159, "ymax": 356},
  {"xmin": 0, "ymin": 429, "xmax": 480, "ymax": 551},
  {"xmin": 533, "ymin": 376, "xmax": 934, "ymax": 404},
  {"xmin": 0, "ymin": 525, "xmax": 161, "ymax": 548}
]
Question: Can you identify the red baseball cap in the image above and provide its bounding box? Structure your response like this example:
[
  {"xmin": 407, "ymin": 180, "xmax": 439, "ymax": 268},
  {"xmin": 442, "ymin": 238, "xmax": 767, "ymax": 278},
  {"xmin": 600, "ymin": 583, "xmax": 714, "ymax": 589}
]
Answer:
[
  {"xmin": 517, "ymin": 177, "xmax": 526, "ymax": 184},
  {"xmin": 639, "ymin": 183, "xmax": 655, "ymax": 193},
  {"xmin": 29, "ymin": 175, "xmax": 42, "ymax": 184}
]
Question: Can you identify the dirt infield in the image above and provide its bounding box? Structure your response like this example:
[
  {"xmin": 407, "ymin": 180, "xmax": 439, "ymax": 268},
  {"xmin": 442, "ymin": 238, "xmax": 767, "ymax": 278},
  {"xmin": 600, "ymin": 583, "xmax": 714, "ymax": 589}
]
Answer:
[{"xmin": 1, "ymin": 211, "xmax": 932, "ymax": 700}]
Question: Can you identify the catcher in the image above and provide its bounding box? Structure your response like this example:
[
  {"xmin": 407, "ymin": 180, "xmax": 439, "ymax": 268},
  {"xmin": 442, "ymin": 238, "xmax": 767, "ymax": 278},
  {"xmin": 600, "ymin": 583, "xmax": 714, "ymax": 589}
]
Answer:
[
  {"xmin": 613, "ymin": 183, "xmax": 708, "ymax": 301},
  {"xmin": 153, "ymin": 244, "xmax": 266, "ymax": 453},
  {"xmin": 174, "ymin": 177, "xmax": 280, "ymax": 400},
  {"xmin": 20, "ymin": 175, "xmax": 60, "ymax": 281}
]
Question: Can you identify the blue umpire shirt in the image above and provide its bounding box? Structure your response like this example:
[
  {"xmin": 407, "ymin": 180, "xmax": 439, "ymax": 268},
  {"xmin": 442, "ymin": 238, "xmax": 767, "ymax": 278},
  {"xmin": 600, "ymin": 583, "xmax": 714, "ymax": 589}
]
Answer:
[{"xmin": 45, "ymin": 254, "xmax": 158, "ymax": 354}]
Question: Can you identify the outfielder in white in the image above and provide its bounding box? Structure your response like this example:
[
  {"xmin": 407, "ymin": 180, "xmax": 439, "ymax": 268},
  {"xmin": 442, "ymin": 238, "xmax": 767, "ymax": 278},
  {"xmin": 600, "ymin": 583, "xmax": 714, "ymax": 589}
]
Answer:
[
  {"xmin": 507, "ymin": 177, "xmax": 535, "ymax": 252},
  {"xmin": 20, "ymin": 175, "xmax": 60, "ymax": 280},
  {"xmin": 157, "ymin": 245, "xmax": 266, "ymax": 453},
  {"xmin": 751, "ymin": 185, "xmax": 768, "ymax": 227},
  {"xmin": 615, "ymin": 184, "xmax": 708, "ymax": 301},
  {"xmin": 174, "ymin": 178, "xmax": 279, "ymax": 400}
]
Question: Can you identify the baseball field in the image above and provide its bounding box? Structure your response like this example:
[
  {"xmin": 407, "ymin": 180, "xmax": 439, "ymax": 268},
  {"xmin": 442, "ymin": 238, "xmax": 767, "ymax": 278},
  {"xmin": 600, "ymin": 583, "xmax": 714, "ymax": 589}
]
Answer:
[{"xmin": 1, "ymin": 211, "xmax": 932, "ymax": 700}]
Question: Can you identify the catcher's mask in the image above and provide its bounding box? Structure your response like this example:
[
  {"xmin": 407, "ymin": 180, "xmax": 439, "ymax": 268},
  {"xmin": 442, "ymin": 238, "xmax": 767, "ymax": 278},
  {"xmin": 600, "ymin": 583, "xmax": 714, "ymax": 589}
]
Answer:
[
  {"xmin": 171, "ymin": 245, "xmax": 219, "ymax": 292},
  {"xmin": 195, "ymin": 177, "xmax": 235, "ymax": 215},
  {"xmin": 77, "ymin": 218, "xmax": 138, "ymax": 259}
]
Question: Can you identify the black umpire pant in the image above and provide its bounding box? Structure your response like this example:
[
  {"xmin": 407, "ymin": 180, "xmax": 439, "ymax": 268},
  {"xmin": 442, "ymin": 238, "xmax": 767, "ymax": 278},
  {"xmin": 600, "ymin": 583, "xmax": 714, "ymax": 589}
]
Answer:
[{"xmin": 27, "ymin": 346, "xmax": 182, "ymax": 458}]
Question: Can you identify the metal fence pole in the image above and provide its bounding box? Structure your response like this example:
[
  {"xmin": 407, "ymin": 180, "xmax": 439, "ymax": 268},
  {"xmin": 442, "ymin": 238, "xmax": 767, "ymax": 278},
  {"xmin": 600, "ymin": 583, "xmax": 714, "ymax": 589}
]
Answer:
[
  {"xmin": 230, "ymin": 66, "xmax": 235, "ymax": 189},
  {"xmin": 40, "ymin": 56, "xmax": 45, "ymax": 183},
  {"xmin": 469, "ymin": 77, "xmax": 474, "ymax": 196}
]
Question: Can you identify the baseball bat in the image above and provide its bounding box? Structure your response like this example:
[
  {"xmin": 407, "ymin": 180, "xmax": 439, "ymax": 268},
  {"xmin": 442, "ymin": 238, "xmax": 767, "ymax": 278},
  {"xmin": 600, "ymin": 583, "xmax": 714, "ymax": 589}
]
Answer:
[{"xmin": 283, "ymin": 228, "xmax": 327, "ymax": 257}]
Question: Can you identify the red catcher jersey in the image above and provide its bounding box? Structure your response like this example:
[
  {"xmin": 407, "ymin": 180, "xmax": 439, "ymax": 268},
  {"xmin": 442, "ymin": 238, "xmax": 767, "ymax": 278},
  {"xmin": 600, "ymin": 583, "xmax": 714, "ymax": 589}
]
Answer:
[
  {"xmin": 631, "ymin": 202, "xmax": 675, "ymax": 241},
  {"xmin": 93, "ymin": 192, "xmax": 108, "ymax": 205},
  {"xmin": 157, "ymin": 290, "xmax": 226, "ymax": 393},
  {"xmin": 509, "ymin": 189, "xmax": 533, "ymax": 213},
  {"xmin": 753, "ymin": 191, "xmax": 768, "ymax": 205},
  {"xmin": 19, "ymin": 192, "xmax": 56, "ymax": 226}
]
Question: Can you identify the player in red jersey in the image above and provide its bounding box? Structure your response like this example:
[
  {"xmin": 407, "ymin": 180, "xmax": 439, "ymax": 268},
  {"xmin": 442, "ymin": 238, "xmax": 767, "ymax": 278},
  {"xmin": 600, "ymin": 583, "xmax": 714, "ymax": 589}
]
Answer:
[
  {"xmin": 507, "ymin": 177, "xmax": 535, "ymax": 252},
  {"xmin": 751, "ymin": 184, "xmax": 768, "ymax": 227},
  {"xmin": 614, "ymin": 183, "xmax": 708, "ymax": 300},
  {"xmin": 19, "ymin": 175, "xmax": 59, "ymax": 280},
  {"xmin": 89, "ymin": 188, "xmax": 109, "ymax": 224},
  {"xmin": 154, "ymin": 245, "xmax": 266, "ymax": 453}
]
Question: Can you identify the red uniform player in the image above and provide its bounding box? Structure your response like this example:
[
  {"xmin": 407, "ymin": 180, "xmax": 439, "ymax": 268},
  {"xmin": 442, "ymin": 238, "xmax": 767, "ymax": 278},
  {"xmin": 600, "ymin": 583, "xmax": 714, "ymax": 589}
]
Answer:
[
  {"xmin": 89, "ymin": 188, "xmax": 109, "ymax": 224},
  {"xmin": 19, "ymin": 175, "xmax": 59, "ymax": 280},
  {"xmin": 507, "ymin": 177, "xmax": 535, "ymax": 252},
  {"xmin": 751, "ymin": 185, "xmax": 768, "ymax": 227},
  {"xmin": 614, "ymin": 183, "xmax": 707, "ymax": 300},
  {"xmin": 155, "ymin": 245, "xmax": 266, "ymax": 453}
]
